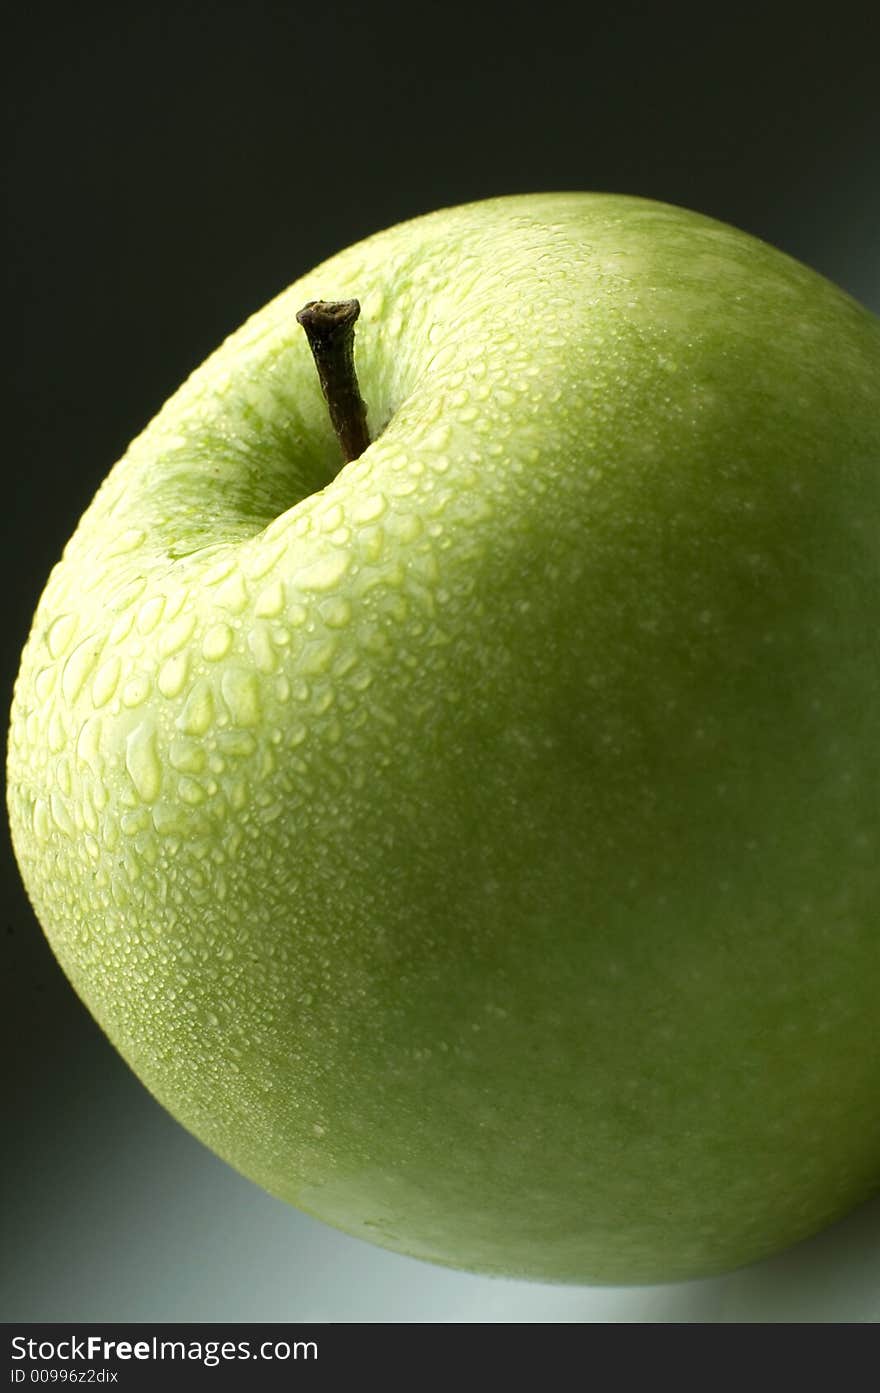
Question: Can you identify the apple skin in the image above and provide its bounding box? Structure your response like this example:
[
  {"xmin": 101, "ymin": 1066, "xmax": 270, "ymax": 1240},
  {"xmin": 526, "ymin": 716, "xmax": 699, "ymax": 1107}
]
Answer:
[{"xmin": 7, "ymin": 193, "xmax": 880, "ymax": 1284}]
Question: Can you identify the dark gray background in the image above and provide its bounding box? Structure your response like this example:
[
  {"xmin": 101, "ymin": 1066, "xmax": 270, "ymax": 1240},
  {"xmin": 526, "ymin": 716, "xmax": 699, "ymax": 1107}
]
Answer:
[{"xmin": 4, "ymin": 0, "xmax": 880, "ymax": 1321}]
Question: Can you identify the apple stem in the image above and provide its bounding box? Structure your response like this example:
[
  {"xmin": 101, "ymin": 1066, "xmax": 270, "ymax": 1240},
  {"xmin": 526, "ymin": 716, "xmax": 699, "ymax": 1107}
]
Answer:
[{"xmin": 296, "ymin": 299, "xmax": 371, "ymax": 463}]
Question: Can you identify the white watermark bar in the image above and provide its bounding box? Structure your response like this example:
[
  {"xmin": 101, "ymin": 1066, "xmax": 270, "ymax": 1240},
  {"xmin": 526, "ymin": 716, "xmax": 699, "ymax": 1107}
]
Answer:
[
  {"xmin": 2, "ymin": 1321, "xmax": 857, "ymax": 1385},
  {"xmin": 7, "ymin": 1328, "xmax": 318, "ymax": 1389}
]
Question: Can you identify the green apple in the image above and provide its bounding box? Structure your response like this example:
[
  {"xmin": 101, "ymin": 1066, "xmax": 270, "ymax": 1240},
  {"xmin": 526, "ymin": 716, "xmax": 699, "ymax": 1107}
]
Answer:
[{"xmin": 7, "ymin": 193, "xmax": 880, "ymax": 1284}]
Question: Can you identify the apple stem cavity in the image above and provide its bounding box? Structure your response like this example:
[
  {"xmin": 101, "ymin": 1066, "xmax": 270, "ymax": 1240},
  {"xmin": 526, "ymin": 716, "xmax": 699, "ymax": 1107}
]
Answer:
[{"xmin": 296, "ymin": 299, "xmax": 371, "ymax": 464}]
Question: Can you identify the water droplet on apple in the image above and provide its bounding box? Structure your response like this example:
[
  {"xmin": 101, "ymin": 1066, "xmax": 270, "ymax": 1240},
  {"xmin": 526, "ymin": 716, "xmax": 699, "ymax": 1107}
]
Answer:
[
  {"xmin": 137, "ymin": 595, "xmax": 166, "ymax": 635},
  {"xmin": 62, "ymin": 637, "xmax": 102, "ymax": 704},
  {"xmin": 178, "ymin": 776, "xmax": 206, "ymax": 805},
  {"xmin": 75, "ymin": 724, "xmax": 102, "ymax": 780},
  {"xmin": 120, "ymin": 672, "xmax": 150, "ymax": 709},
  {"xmin": 254, "ymin": 579, "xmax": 285, "ymax": 618},
  {"xmin": 352, "ymin": 493, "xmax": 388, "ymax": 526},
  {"xmin": 105, "ymin": 607, "xmax": 136, "ymax": 649},
  {"xmin": 220, "ymin": 729, "xmax": 257, "ymax": 763},
  {"xmin": 55, "ymin": 755, "xmax": 72, "ymax": 796},
  {"xmin": 201, "ymin": 554, "xmax": 238, "ymax": 587},
  {"xmin": 220, "ymin": 667, "xmax": 261, "ymax": 727},
  {"xmin": 319, "ymin": 597, "xmax": 352, "ymax": 630},
  {"xmin": 34, "ymin": 665, "xmax": 58, "ymax": 702},
  {"xmin": 202, "ymin": 622, "xmax": 234, "ymax": 662},
  {"xmin": 245, "ymin": 540, "xmax": 286, "ymax": 583},
  {"xmin": 125, "ymin": 721, "xmax": 162, "ymax": 803},
  {"xmin": 111, "ymin": 576, "xmax": 149, "ymax": 615},
  {"xmin": 247, "ymin": 624, "xmax": 278, "ymax": 673},
  {"xmin": 387, "ymin": 473, "xmax": 418, "ymax": 497},
  {"xmin": 301, "ymin": 637, "xmax": 338, "ymax": 676},
  {"xmin": 46, "ymin": 613, "xmax": 78, "ymax": 660},
  {"xmin": 101, "ymin": 527, "xmax": 146, "ymax": 559},
  {"xmin": 121, "ymin": 807, "xmax": 150, "ymax": 836},
  {"xmin": 90, "ymin": 656, "xmax": 122, "ymax": 708},
  {"xmin": 297, "ymin": 552, "xmax": 351, "ymax": 593},
  {"xmin": 169, "ymin": 737, "xmax": 206, "ymax": 774},
  {"xmin": 158, "ymin": 611, "xmax": 198, "ymax": 658},
  {"xmin": 47, "ymin": 708, "xmax": 68, "ymax": 754},
  {"xmin": 49, "ymin": 789, "xmax": 74, "ymax": 835},
  {"xmin": 214, "ymin": 571, "xmax": 249, "ymax": 614},
  {"xmin": 177, "ymin": 679, "xmax": 215, "ymax": 736},
  {"xmin": 158, "ymin": 651, "xmax": 190, "ymax": 699},
  {"xmin": 32, "ymin": 797, "xmax": 50, "ymax": 841},
  {"xmin": 317, "ymin": 503, "xmax": 344, "ymax": 532}
]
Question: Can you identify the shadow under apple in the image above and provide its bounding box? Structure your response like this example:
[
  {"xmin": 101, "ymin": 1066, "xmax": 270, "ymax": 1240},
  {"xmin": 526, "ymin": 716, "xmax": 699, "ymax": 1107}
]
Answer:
[{"xmin": 604, "ymin": 1187, "xmax": 880, "ymax": 1323}]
